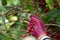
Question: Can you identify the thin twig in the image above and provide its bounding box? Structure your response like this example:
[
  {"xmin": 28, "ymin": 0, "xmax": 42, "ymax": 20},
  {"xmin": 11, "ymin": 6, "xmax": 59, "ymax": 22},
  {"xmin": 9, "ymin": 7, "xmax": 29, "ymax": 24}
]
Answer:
[{"xmin": 45, "ymin": 24, "xmax": 60, "ymax": 27}]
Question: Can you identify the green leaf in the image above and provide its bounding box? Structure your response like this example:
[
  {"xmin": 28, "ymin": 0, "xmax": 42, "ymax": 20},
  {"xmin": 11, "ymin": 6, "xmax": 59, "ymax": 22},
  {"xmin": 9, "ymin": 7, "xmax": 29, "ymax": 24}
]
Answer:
[
  {"xmin": 0, "ymin": 33, "xmax": 5, "ymax": 40},
  {"xmin": 6, "ymin": 0, "xmax": 11, "ymax": 6},
  {"xmin": 0, "ymin": 33, "xmax": 10, "ymax": 40},
  {"xmin": 11, "ymin": 0, "xmax": 21, "ymax": 5},
  {"xmin": 27, "ymin": 6, "xmax": 34, "ymax": 12},
  {"xmin": 5, "ymin": 35, "xmax": 10, "ymax": 40},
  {"xmin": 0, "ymin": 5, "xmax": 7, "ymax": 30},
  {"xmin": 23, "ymin": 6, "xmax": 34, "ymax": 12},
  {"xmin": 0, "ymin": 5, "xmax": 3, "ymax": 13},
  {"xmin": 6, "ymin": 0, "xmax": 21, "ymax": 6},
  {"xmin": 57, "ymin": 0, "xmax": 60, "ymax": 7},
  {"xmin": 11, "ymin": 30, "xmax": 27, "ymax": 37},
  {"xmin": 56, "ymin": 13, "xmax": 60, "ymax": 25},
  {"xmin": 45, "ymin": 0, "xmax": 54, "ymax": 9},
  {"xmin": 0, "ymin": 5, "xmax": 5, "ymax": 13},
  {"xmin": 42, "ymin": 9, "xmax": 60, "ymax": 23},
  {"xmin": 1, "ymin": 0, "xmax": 7, "ymax": 6}
]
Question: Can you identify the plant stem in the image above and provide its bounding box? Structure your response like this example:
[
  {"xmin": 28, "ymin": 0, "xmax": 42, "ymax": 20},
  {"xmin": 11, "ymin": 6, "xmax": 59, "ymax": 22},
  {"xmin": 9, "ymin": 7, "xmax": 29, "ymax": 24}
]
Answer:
[
  {"xmin": 1, "ymin": 13, "xmax": 7, "ymax": 31},
  {"xmin": 45, "ymin": 24, "xmax": 60, "ymax": 27},
  {"xmin": 0, "ymin": 0, "xmax": 7, "ymax": 31}
]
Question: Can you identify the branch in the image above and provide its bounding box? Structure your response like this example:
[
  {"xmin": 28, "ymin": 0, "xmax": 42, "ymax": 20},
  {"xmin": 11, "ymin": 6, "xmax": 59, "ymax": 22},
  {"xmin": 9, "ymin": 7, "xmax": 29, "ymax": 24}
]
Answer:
[{"xmin": 45, "ymin": 24, "xmax": 60, "ymax": 27}]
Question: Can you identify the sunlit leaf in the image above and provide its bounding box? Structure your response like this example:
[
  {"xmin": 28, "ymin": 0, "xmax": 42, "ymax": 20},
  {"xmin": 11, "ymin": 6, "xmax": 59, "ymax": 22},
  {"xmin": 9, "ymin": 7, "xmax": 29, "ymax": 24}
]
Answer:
[
  {"xmin": 6, "ymin": 0, "xmax": 21, "ymax": 6},
  {"xmin": 57, "ymin": 0, "xmax": 60, "ymax": 7}
]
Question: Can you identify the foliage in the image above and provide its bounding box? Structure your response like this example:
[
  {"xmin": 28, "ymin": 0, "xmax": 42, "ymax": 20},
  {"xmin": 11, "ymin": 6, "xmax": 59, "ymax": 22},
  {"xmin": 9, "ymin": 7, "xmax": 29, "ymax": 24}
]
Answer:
[{"xmin": 0, "ymin": 0, "xmax": 60, "ymax": 40}]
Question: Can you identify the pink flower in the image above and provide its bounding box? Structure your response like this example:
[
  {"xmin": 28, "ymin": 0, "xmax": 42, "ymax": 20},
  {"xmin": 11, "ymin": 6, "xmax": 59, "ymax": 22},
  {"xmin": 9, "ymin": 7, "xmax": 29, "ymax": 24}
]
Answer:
[{"xmin": 27, "ymin": 14, "xmax": 46, "ymax": 38}]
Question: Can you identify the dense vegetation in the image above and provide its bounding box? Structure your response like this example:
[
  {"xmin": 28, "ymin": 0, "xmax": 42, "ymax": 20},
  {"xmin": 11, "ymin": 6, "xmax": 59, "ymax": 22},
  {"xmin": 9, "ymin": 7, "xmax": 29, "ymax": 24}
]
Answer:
[{"xmin": 0, "ymin": 0, "xmax": 60, "ymax": 40}]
